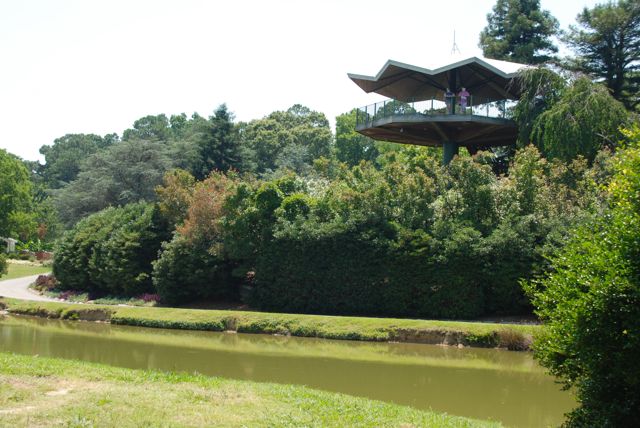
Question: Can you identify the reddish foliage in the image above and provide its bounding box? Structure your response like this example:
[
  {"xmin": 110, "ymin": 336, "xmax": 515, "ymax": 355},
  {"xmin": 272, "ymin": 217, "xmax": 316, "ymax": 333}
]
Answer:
[
  {"xmin": 34, "ymin": 274, "xmax": 58, "ymax": 291},
  {"xmin": 178, "ymin": 171, "xmax": 239, "ymax": 242}
]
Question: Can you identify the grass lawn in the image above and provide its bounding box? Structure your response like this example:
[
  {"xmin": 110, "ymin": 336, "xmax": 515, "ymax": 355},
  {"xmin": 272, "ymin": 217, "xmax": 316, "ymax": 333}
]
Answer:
[
  {"xmin": 0, "ymin": 352, "xmax": 500, "ymax": 427},
  {"xmin": 1, "ymin": 262, "xmax": 50, "ymax": 281},
  {"xmin": 0, "ymin": 298, "xmax": 540, "ymax": 350}
]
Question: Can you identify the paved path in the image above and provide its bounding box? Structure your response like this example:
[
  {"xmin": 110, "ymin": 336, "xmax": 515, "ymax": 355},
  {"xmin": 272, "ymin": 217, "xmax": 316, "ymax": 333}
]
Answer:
[{"xmin": 0, "ymin": 274, "xmax": 57, "ymax": 302}]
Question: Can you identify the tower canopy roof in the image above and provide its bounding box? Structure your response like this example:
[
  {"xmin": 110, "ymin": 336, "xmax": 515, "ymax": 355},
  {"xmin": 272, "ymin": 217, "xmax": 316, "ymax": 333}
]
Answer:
[{"xmin": 348, "ymin": 56, "xmax": 529, "ymax": 103}]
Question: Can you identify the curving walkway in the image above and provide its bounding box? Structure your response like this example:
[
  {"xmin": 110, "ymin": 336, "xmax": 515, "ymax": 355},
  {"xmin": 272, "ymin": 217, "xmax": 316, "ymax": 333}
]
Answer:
[{"xmin": 0, "ymin": 274, "xmax": 57, "ymax": 302}]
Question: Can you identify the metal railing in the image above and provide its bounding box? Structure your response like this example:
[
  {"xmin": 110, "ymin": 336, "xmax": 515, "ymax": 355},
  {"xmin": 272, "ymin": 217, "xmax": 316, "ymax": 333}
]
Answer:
[{"xmin": 355, "ymin": 97, "xmax": 517, "ymax": 128}]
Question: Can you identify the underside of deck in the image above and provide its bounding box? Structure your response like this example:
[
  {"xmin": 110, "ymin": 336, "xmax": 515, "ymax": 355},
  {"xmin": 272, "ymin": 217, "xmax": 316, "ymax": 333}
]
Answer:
[{"xmin": 356, "ymin": 114, "xmax": 517, "ymax": 149}]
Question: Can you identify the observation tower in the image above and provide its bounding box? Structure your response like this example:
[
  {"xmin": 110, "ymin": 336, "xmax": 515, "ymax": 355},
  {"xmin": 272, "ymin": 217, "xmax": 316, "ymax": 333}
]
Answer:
[{"xmin": 348, "ymin": 57, "xmax": 528, "ymax": 164}]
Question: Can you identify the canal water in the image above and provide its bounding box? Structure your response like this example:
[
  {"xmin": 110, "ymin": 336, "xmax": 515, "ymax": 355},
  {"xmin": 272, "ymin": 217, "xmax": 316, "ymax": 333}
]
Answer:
[{"xmin": 0, "ymin": 315, "xmax": 573, "ymax": 427}]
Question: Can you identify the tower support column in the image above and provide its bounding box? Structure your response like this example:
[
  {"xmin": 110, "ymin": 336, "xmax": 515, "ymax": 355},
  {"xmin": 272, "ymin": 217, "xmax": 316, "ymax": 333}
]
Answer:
[{"xmin": 443, "ymin": 141, "xmax": 459, "ymax": 165}]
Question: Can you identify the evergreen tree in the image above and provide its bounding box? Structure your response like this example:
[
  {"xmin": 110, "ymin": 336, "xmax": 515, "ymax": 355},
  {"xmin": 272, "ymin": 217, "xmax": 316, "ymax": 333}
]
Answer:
[
  {"xmin": 564, "ymin": 0, "xmax": 640, "ymax": 111},
  {"xmin": 193, "ymin": 104, "xmax": 242, "ymax": 179},
  {"xmin": 479, "ymin": 0, "xmax": 559, "ymax": 64}
]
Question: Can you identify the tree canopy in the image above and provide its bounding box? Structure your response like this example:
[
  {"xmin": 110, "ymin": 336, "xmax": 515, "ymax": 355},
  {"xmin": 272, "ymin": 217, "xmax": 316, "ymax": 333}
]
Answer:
[
  {"xmin": 190, "ymin": 104, "xmax": 243, "ymax": 179},
  {"xmin": 564, "ymin": 0, "xmax": 640, "ymax": 111},
  {"xmin": 239, "ymin": 104, "xmax": 333, "ymax": 175},
  {"xmin": 54, "ymin": 140, "xmax": 174, "ymax": 226},
  {"xmin": 531, "ymin": 76, "xmax": 629, "ymax": 162},
  {"xmin": 39, "ymin": 133, "xmax": 117, "ymax": 189},
  {"xmin": 513, "ymin": 68, "xmax": 630, "ymax": 162},
  {"xmin": 479, "ymin": 0, "xmax": 559, "ymax": 64},
  {"xmin": 0, "ymin": 149, "xmax": 34, "ymax": 239},
  {"xmin": 335, "ymin": 109, "xmax": 380, "ymax": 166}
]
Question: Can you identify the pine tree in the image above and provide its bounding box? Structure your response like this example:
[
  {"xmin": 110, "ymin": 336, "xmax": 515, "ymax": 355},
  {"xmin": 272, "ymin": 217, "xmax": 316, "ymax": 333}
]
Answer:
[{"xmin": 479, "ymin": 0, "xmax": 559, "ymax": 64}]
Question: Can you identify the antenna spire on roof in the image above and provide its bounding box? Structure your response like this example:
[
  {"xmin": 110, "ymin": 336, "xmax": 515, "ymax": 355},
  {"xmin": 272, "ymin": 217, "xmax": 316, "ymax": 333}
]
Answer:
[{"xmin": 451, "ymin": 30, "xmax": 461, "ymax": 55}]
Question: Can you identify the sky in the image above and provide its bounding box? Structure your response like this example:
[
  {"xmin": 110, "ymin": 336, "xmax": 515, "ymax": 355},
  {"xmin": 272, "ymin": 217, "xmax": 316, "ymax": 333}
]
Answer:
[{"xmin": 1, "ymin": 0, "xmax": 602, "ymax": 162}]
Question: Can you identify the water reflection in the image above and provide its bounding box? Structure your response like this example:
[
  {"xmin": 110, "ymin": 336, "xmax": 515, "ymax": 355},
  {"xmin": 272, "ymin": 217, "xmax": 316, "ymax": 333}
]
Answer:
[{"xmin": 0, "ymin": 315, "xmax": 573, "ymax": 427}]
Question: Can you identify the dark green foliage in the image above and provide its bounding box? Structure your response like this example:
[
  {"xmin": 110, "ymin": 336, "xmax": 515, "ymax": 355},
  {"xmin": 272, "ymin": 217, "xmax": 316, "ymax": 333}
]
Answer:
[
  {"xmin": 218, "ymin": 148, "xmax": 599, "ymax": 319},
  {"xmin": 191, "ymin": 104, "xmax": 243, "ymax": 179},
  {"xmin": 525, "ymin": 126, "xmax": 640, "ymax": 426},
  {"xmin": 479, "ymin": 0, "xmax": 559, "ymax": 64},
  {"xmin": 152, "ymin": 172, "xmax": 241, "ymax": 305},
  {"xmin": 54, "ymin": 203, "xmax": 170, "ymax": 296},
  {"xmin": 564, "ymin": 0, "xmax": 640, "ymax": 111},
  {"xmin": 152, "ymin": 235, "xmax": 238, "ymax": 305}
]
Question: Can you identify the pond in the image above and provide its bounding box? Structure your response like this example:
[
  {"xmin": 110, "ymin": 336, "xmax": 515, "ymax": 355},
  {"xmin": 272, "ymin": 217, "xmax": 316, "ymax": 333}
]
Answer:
[{"xmin": 0, "ymin": 315, "xmax": 574, "ymax": 427}]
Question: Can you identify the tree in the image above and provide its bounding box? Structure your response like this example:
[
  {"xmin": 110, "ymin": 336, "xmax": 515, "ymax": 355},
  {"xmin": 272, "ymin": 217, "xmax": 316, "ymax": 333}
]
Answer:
[
  {"xmin": 155, "ymin": 169, "xmax": 196, "ymax": 227},
  {"xmin": 479, "ymin": 0, "xmax": 559, "ymax": 64},
  {"xmin": 240, "ymin": 105, "xmax": 333, "ymax": 175},
  {"xmin": 54, "ymin": 202, "xmax": 170, "ymax": 296},
  {"xmin": 564, "ymin": 0, "xmax": 640, "ymax": 111},
  {"xmin": 39, "ymin": 133, "xmax": 116, "ymax": 188},
  {"xmin": 153, "ymin": 172, "xmax": 240, "ymax": 304},
  {"xmin": 191, "ymin": 104, "xmax": 243, "ymax": 179},
  {"xmin": 524, "ymin": 125, "xmax": 640, "ymax": 426},
  {"xmin": 54, "ymin": 140, "xmax": 173, "ymax": 226},
  {"xmin": 512, "ymin": 67, "xmax": 566, "ymax": 147},
  {"xmin": 0, "ymin": 149, "xmax": 34, "ymax": 239},
  {"xmin": 122, "ymin": 114, "xmax": 171, "ymax": 142},
  {"xmin": 335, "ymin": 109, "xmax": 380, "ymax": 166},
  {"xmin": 531, "ymin": 77, "xmax": 628, "ymax": 162}
]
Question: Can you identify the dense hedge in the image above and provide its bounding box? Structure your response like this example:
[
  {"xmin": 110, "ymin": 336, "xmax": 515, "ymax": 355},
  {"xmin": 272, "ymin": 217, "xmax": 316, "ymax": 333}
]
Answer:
[
  {"xmin": 52, "ymin": 146, "xmax": 607, "ymax": 319},
  {"xmin": 54, "ymin": 202, "xmax": 170, "ymax": 296},
  {"xmin": 152, "ymin": 235, "xmax": 238, "ymax": 305},
  {"xmin": 250, "ymin": 225, "xmax": 487, "ymax": 319},
  {"xmin": 221, "ymin": 148, "xmax": 605, "ymax": 318}
]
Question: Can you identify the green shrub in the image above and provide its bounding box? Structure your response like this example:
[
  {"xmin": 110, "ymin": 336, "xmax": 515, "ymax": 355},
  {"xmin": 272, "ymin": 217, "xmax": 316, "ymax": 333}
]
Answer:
[
  {"xmin": 525, "ymin": 126, "xmax": 640, "ymax": 426},
  {"xmin": 222, "ymin": 149, "xmax": 602, "ymax": 319},
  {"xmin": 152, "ymin": 234, "xmax": 239, "ymax": 305},
  {"xmin": 0, "ymin": 253, "xmax": 7, "ymax": 278},
  {"xmin": 54, "ymin": 202, "xmax": 170, "ymax": 296}
]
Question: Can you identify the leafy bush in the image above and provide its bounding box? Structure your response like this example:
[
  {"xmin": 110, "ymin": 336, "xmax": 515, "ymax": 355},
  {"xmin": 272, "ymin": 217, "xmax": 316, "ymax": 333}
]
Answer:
[
  {"xmin": 146, "ymin": 143, "xmax": 604, "ymax": 319},
  {"xmin": 525, "ymin": 126, "xmax": 640, "ymax": 426},
  {"xmin": 222, "ymin": 148, "xmax": 600, "ymax": 319},
  {"xmin": 0, "ymin": 253, "xmax": 7, "ymax": 278},
  {"xmin": 54, "ymin": 202, "xmax": 170, "ymax": 296},
  {"xmin": 33, "ymin": 274, "xmax": 58, "ymax": 292},
  {"xmin": 153, "ymin": 235, "xmax": 238, "ymax": 305},
  {"xmin": 152, "ymin": 172, "xmax": 241, "ymax": 305}
]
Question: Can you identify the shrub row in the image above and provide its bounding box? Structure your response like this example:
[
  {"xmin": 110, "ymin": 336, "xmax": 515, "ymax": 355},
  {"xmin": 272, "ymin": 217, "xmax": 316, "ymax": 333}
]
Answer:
[
  {"xmin": 53, "ymin": 146, "xmax": 606, "ymax": 319},
  {"xmin": 54, "ymin": 202, "xmax": 170, "ymax": 297}
]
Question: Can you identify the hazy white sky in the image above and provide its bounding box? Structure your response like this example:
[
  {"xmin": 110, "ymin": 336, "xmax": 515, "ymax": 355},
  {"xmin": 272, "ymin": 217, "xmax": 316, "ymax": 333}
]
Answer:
[{"xmin": 1, "ymin": 0, "xmax": 601, "ymax": 161}]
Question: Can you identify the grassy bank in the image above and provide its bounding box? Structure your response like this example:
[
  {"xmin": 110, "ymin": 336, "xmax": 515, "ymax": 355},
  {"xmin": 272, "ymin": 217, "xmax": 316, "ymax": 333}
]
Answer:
[
  {"xmin": 0, "ymin": 298, "xmax": 540, "ymax": 350},
  {"xmin": 1, "ymin": 261, "xmax": 50, "ymax": 281},
  {"xmin": 0, "ymin": 352, "xmax": 501, "ymax": 427}
]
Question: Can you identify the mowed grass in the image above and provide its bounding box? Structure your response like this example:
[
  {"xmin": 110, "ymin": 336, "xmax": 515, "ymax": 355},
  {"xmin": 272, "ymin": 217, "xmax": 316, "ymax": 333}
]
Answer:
[
  {"xmin": 0, "ymin": 298, "xmax": 540, "ymax": 350},
  {"xmin": 0, "ymin": 352, "xmax": 501, "ymax": 427},
  {"xmin": 1, "ymin": 262, "xmax": 50, "ymax": 281}
]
